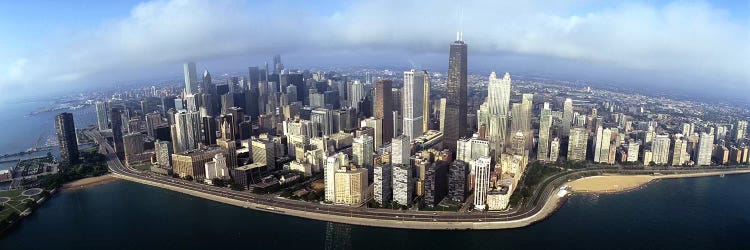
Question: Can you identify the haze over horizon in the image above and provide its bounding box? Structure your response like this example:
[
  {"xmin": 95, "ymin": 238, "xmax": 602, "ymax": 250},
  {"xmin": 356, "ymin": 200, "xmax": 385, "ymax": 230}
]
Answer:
[{"xmin": 0, "ymin": 0, "xmax": 748, "ymax": 102}]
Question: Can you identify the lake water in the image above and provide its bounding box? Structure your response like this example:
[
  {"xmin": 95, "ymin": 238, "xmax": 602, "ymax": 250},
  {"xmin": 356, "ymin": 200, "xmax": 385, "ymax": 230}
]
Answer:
[{"xmin": 1, "ymin": 174, "xmax": 749, "ymax": 249}]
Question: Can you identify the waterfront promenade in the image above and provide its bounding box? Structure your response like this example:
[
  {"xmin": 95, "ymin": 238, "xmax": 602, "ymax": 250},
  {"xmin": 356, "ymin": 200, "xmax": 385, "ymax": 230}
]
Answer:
[{"xmin": 87, "ymin": 130, "xmax": 750, "ymax": 230}]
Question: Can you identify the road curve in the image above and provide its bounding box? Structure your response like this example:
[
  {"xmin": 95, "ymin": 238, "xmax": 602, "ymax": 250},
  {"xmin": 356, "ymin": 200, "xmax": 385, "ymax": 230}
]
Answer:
[{"xmin": 85, "ymin": 130, "xmax": 750, "ymax": 230}]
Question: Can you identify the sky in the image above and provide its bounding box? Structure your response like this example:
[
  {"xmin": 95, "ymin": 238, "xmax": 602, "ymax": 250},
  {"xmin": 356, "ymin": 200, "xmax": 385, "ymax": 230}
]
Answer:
[{"xmin": 0, "ymin": 0, "xmax": 748, "ymax": 102}]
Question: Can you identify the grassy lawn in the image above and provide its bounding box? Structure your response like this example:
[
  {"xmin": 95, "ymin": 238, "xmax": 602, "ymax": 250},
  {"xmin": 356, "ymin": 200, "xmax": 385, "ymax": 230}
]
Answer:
[
  {"xmin": 131, "ymin": 163, "xmax": 153, "ymax": 172},
  {"xmin": 0, "ymin": 189, "xmax": 43, "ymax": 222}
]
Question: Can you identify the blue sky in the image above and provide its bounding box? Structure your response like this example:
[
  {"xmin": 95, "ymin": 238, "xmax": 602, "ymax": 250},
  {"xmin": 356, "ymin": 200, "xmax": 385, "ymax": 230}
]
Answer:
[{"xmin": 0, "ymin": 0, "xmax": 748, "ymax": 101}]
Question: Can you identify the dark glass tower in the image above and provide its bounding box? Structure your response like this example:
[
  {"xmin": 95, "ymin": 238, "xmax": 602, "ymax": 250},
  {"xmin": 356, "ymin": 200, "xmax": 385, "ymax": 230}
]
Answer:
[
  {"xmin": 375, "ymin": 79, "xmax": 393, "ymax": 144},
  {"xmin": 444, "ymin": 33, "xmax": 468, "ymax": 153},
  {"xmin": 110, "ymin": 108, "xmax": 125, "ymax": 159},
  {"xmin": 55, "ymin": 112, "xmax": 79, "ymax": 165}
]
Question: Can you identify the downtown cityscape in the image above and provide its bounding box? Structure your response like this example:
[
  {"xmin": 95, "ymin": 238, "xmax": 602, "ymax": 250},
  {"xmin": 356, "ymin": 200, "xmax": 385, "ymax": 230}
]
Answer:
[{"xmin": 0, "ymin": 0, "xmax": 749, "ymax": 249}]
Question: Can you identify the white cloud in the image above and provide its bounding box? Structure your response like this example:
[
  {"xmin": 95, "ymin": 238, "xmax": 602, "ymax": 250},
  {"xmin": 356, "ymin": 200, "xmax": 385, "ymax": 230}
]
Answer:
[{"xmin": 1, "ymin": 0, "xmax": 748, "ymax": 98}]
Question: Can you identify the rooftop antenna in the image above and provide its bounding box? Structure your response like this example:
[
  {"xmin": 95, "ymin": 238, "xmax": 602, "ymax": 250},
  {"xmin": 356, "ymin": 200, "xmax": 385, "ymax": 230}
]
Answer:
[{"xmin": 459, "ymin": 7, "xmax": 464, "ymax": 41}]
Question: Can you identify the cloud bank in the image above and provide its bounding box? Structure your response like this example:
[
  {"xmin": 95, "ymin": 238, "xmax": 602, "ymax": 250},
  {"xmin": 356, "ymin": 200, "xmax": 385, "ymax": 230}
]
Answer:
[{"xmin": 1, "ymin": 0, "xmax": 748, "ymax": 99}]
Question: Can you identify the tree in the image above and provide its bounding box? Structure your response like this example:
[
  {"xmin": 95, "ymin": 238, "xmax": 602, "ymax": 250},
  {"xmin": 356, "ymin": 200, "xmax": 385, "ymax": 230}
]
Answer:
[
  {"xmin": 211, "ymin": 178, "xmax": 226, "ymax": 187},
  {"xmin": 184, "ymin": 175, "xmax": 194, "ymax": 181},
  {"xmin": 230, "ymin": 183, "xmax": 244, "ymax": 191}
]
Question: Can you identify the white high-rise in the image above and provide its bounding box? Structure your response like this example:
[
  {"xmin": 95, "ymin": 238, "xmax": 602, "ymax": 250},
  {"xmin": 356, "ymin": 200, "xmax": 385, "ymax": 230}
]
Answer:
[
  {"xmin": 95, "ymin": 101, "xmax": 109, "ymax": 131},
  {"xmin": 696, "ymin": 132, "xmax": 714, "ymax": 166},
  {"xmin": 172, "ymin": 110, "xmax": 201, "ymax": 153},
  {"xmin": 472, "ymin": 156, "xmax": 491, "ymax": 210},
  {"xmin": 487, "ymin": 72, "xmax": 511, "ymax": 157},
  {"xmin": 403, "ymin": 70, "xmax": 425, "ymax": 141},
  {"xmin": 391, "ymin": 135, "xmax": 410, "ymax": 165},
  {"xmin": 652, "ymin": 135, "xmax": 671, "ymax": 165},
  {"xmin": 352, "ymin": 134, "xmax": 374, "ymax": 179},
  {"xmin": 537, "ymin": 103, "xmax": 553, "ymax": 161},
  {"xmin": 594, "ymin": 127, "xmax": 611, "ymax": 163},
  {"xmin": 183, "ymin": 62, "xmax": 198, "ymax": 94},
  {"xmin": 562, "ymin": 98, "xmax": 574, "ymax": 137}
]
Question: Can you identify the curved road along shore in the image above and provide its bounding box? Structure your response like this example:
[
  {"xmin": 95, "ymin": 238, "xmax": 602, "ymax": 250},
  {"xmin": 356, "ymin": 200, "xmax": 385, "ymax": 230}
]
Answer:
[{"xmin": 86, "ymin": 130, "xmax": 750, "ymax": 230}]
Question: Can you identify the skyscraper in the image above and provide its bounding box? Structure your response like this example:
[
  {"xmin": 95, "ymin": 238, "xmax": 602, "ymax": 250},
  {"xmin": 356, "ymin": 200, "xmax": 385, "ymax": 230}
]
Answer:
[
  {"xmin": 95, "ymin": 101, "xmax": 109, "ymax": 131},
  {"xmin": 374, "ymin": 164, "xmax": 392, "ymax": 204},
  {"xmin": 520, "ymin": 93, "xmax": 533, "ymax": 133},
  {"xmin": 567, "ymin": 127, "xmax": 588, "ymax": 161},
  {"xmin": 444, "ymin": 33, "xmax": 468, "ymax": 153},
  {"xmin": 736, "ymin": 120, "xmax": 747, "ymax": 143},
  {"xmin": 403, "ymin": 70, "xmax": 425, "ymax": 141},
  {"xmin": 375, "ymin": 80, "xmax": 393, "ymax": 144},
  {"xmin": 487, "ymin": 72, "xmax": 511, "ymax": 158},
  {"xmin": 55, "ymin": 113, "xmax": 79, "ymax": 165},
  {"xmin": 172, "ymin": 110, "xmax": 201, "ymax": 153},
  {"xmin": 392, "ymin": 164, "xmax": 414, "ymax": 206},
  {"xmin": 562, "ymin": 98, "xmax": 574, "ymax": 137},
  {"xmin": 353, "ymin": 134, "xmax": 374, "ymax": 183},
  {"xmin": 391, "ymin": 135, "xmax": 410, "ymax": 165},
  {"xmin": 696, "ymin": 132, "xmax": 714, "ymax": 166},
  {"xmin": 421, "ymin": 71, "xmax": 431, "ymax": 134},
  {"xmin": 109, "ymin": 108, "xmax": 125, "ymax": 159},
  {"xmin": 183, "ymin": 62, "xmax": 198, "ymax": 94},
  {"xmin": 537, "ymin": 103, "xmax": 553, "ymax": 161},
  {"xmin": 549, "ymin": 137, "xmax": 561, "ymax": 162},
  {"xmin": 652, "ymin": 134, "xmax": 671, "ymax": 165},
  {"xmin": 672, "ymin": 137, "xmax": 689, "ymax": 166},
  {"xmin": 472, "ymin": 156, "xmax": 491, "ymax": 210},
  {"xmin": 594, "ymin": 127, "xmax": 612, "ymax": 163}
]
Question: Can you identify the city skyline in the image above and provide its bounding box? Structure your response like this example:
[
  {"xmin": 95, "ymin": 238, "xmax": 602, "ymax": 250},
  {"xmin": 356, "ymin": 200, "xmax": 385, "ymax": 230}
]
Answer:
[
  {"xmin": 2, "ymin": 1, "xmax": 750, "ymax": 248},
  {"xmin": 0, "ymin": 0, "xmax": 748, "ymax": 102}
]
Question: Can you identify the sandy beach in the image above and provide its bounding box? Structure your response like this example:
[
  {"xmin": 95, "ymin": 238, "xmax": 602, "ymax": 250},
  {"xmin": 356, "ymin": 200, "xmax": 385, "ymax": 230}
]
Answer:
[
  {"xmin": 568, "ymin": 169, "xmax": 750, "ymax": 194},
  {"xmin": 62, "ymin": 174, "xmax": 118, "ymax": 191}
]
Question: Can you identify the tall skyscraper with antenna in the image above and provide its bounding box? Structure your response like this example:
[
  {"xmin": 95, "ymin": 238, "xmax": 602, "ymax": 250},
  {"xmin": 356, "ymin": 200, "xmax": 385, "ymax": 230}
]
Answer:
[{"xmin": 444, "ymin": 32, "xmax": 468, "ymax": 153}]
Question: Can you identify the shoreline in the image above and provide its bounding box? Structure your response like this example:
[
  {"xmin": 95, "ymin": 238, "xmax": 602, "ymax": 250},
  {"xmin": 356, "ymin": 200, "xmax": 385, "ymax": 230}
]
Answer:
[
  {"xmin": 108, "ymin": 169, "xmax": 750, "ymax": 230},
  {"xmin": 61, "ymin": 174, "xmax": 118, "ymax": 191},
  {"xmin": 567, "ymin": 169, "xmax": 750, "ymax": 195}
]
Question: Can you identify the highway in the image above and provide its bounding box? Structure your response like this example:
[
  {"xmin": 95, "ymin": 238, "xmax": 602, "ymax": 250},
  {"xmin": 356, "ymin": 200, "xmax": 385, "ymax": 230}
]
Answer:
[{"xmin": 85, "ymin": 130, "xmax": 750, "ymax": 229}]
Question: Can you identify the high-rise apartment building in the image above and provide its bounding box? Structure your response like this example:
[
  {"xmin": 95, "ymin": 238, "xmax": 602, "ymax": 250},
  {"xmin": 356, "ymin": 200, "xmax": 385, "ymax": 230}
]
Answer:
[
  {"xmin": 95, "ymin": 101, "xmax": 109, "ymax": 131},
  {"xmin": 567, "ymin": 127, "xmax": 588, "ymax": 161},
  {"xmin": 55, "ymin": 112, "xmax": 79, "ymax": 165},
  {"xmin": 537, "ymin": 103, "xmax": 553, "ymax": 161},
  {"xmin": 392, "ymin": 164, "xmax": 413, "ymax": 206},
  {"xmin": 696, "ymin": 132, "xmax": 714, "ymax": 166},
  {"xmin": 562, "ymin": 98, "xmax": 574, "ymax": 137},
  {"xmin": 652, "ymin": 135, "xmax": 671, "ymax": 165},
  {"xmin": 472, "ymin": 156, "xmax": 491, "ymax": 210},
  {"xmin": 374, "ymin": 164, "xmax": 392, "ymax": 204}
]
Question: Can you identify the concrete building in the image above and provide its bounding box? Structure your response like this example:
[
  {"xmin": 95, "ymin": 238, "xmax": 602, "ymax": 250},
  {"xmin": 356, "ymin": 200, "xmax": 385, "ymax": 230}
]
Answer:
[
  {"xmin": 392, "ymin": 164, "xmax": 414, "ymax": 206},
  {"xmin": 423, "ymin": 161, "xmax": 448, "ymax": 206},
  {"xmin": 549, "ymin": 137, "xmax": 560, "ymax": 162},
  {"xmin": 391, "ymin": 135, "xmax": 410, "ymax": 165},
  {"xmin": 172, "ymin": 110, "xmax": 201, "ymax": 153},
  {"xmin": 652, "ymin": 135, "xmax": 671, "ymax": 165},
  {"xmin": 154, "ymin": 140, "xmax": 173, "ymax": 169},
  {"xmin": 567, "ymin": 127, "xmax": 588, "ymax": 161},
  {"xmin": 472, "ymin": 157, "xmax": 491, "ymax": 210},
  {"xmin": 204, "ymin": 153, "xmax": 229, "ymax": 184},
  {"xmin": 696, "ymin": 132, "xmax": 714, "ymax": 166},
  {"xmin": 251, "ymin": 138, "xmax": 276, "ymax": 169},
  {"xmin": 334, "ymin": 167, "xmax": 368, "ymax": 206},
  {"xmin": 456, "ymin": 134, "xmax": 490, "ymax": 163},
  {"xmin": 562, "ymin": 98, "xmax": 574, "ymax": 137},
  {"xmin": 373, "ymin": 163, "xmax": 393, "ymax": 204},
  {"xmin": 172, "ymin": 147, "xmax": 225, "ymax": 179},
  {"xmin": 537, "ymin": 103, "xmax": 553, "ymax": 161},
  {"xmin": 123, "ymin": 133, "xmax": 146, "ymax": 166},
  {"xmin": 672, "ymin": 137, "xmax": 689, "ymax": 166},
  {"xmin": 626, "ymin": 140, "xmax": 640, "ymax": 163},
  {"xmin": 448, "ymin": 161, "xmax": 469, "ymax": 202},
  {"xmin": 95, "ymin": 101, "xmax": 109, "ymax": 131},
  {"xmin": 352, "ymin": 134, "xmax": 374, "ymax": 183}
]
